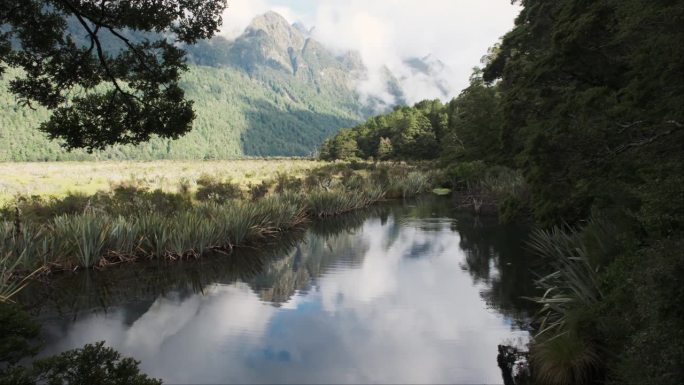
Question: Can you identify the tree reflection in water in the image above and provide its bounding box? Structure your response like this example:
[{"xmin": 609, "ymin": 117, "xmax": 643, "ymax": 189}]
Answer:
[{"xmin": 18, "ymin": 197, "xmax": 537, "ymax": 384}]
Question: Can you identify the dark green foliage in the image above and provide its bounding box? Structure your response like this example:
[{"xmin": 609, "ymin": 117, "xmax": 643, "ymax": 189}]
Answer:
[
  {"xmin": 319, "ymin": 129, "xmax": 359, "ymax": 160},
  {"xmin": 0, "ymin": 64, "xmax": 365, "ymax": 160},
  {"xmin": 0, "ymin": 303, "xmax": 40, "ymax": 366},
  {"xmin": 442, "ymin": 72, "xmax": 503, "ymax": 164},
  {"xmin": 498, "ymin": 195, "xmax": 526, "ymax": 224},
  {"xmin": 195, "ymin": 175, "xmax": 243, "ymax": 203},
  {"xmin": 445, "ymin": 161, "xmax": 488, "ymax": 190},
  {"xmin": 1, "ymin": 341, "xmax": 163, "ymax": 385},
  {"xmin": 27, "ymin": 342, "xmax": 162, "ymax": 385},
  {"xmin": 1, "ymin": 304, "xmax": 160, "ymax": 384},
  {"xmin": 320, "ymin": 102, "xmax": 445, "ymax": 161},
  {"xmin": 321, "ymin": 72, "xmax": 508, "ymax": 164},
  {"xmin": 480, "ymin": 1, "xmax": 684, "ymax": 382},
  {"xmin": 0, "ymin": 0, "xmax": 226, "ymax": 151},
  {"xmin": 598, "ymin": 238, "xmax": 684, "ymax": 385},
  {"xmin": 484, "ymin": 0, "xmax": 684, "ymax": 227}
]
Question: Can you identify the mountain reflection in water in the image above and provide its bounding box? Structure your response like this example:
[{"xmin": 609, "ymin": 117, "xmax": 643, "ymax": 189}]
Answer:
[{"xmin": 23, "ymin": 198, "xmax": 536, "ymax": 384}]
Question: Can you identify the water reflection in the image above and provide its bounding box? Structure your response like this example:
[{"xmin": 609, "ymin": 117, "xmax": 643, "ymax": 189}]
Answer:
[{"xmin": 24, "ymin": 198, "xmax": 533, "ymax": 384}]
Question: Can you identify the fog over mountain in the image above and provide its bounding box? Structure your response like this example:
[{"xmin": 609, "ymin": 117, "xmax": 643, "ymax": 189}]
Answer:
[
  {"xmin": 188, "ymin": 11, "xmax": 455, "ymax": 110},
  {"xmin": 219, "ymin": 0, "xmax": 521, "ymax": 104}
]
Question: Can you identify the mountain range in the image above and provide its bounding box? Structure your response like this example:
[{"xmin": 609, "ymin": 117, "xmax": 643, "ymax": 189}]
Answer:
[{"xmin": 0, "ymin": 11, "xmax": 453, "ymax": 161}]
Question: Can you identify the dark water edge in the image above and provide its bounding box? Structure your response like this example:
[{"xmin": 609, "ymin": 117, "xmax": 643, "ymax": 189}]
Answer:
[{"xmin": 18, "ymin": 197, "xmax": 539, "ymax": 384}]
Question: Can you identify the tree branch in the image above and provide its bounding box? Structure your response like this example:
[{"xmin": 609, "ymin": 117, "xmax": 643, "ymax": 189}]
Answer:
[
  {"xmin": 58, "ymin": 0, "xmax": 144, "ymax": 105},
  {"xmin": 612, "ymin": 121, "xmax": 682, "ymax": 155}
]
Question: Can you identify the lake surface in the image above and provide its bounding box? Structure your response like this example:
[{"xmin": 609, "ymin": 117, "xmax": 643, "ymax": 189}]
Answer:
[{"xmin": 24, "ymin": 198, "xmax": 537, "ymax": 384}]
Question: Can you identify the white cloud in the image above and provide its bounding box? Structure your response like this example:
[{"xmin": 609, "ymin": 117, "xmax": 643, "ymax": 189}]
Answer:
[
  {"xmin": 307, "ymin": 0, "xmax": 520, "ymax": 103},
  {"xmin": 219, "ymin": 0, "xmax": 270, "ymax": 39},
  {"xmin": 37, "ymin": 212, "xmax": 529, "ymax": 384},
  {"xmin": 219, "ymin": 0, "xmax": 520, "ymax": 104}
]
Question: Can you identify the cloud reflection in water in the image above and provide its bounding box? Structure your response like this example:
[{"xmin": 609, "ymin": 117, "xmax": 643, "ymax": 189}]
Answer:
[{"xmin": 40, "ymin": 212, "xmax": 528, "ymax": 384}]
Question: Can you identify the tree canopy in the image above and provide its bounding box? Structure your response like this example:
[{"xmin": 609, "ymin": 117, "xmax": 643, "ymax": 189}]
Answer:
[
  {"xmin": 0, "ymin": 0, "xmax": 227, "ymax": 151},
  {"xmin": 319, "ymin": 72, "xmax": 502, "ymax": 164},
  {"xmin": 483, "ymin": 0, "xmax": 683, "ymax": 226}
]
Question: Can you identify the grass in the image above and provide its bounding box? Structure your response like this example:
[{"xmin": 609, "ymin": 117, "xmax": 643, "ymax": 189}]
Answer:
[
  {"xmin": 0, "ymin": 223, "xmax": 45, "ymax": 302},
  {"xmin": 307, "ymin": 187, "xmax": 385, "ymax": 217},
  {"xmin": 0, "ymin": 159, "xmax": 326, "ymax": 205},
  {"xmin": 0, "ymin": 161, "xmax": 445, "ymax": 280},
  {"xmin": 1, "ymin": 196, "xmax": 308, "ymax": 271}
]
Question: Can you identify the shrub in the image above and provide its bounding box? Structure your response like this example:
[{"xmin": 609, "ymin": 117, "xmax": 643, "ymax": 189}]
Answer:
[
  {"xmin": 195, "ymin": 175, "xmax": 242, "ymax": 203},
  {"xmin": 14, "ymin": 342, "xmax": 162, "ymax": 385},
  {"xmin": 274, "ymin": 172, "xmax": 302, "ymax": 193},
  {"xmin": 0, "ymin": 303, "xmax": 40, "ymax": 364},
  {"xmin": 446, "ymin": 160, "xmax": 487, "ymax": 189},
  {"xmin": 498, "ymin": 195, "xmax": 526, "ymax": 223},
  {"xmin": 248, "ymin": 180, "xmax": 272, "ymax": 201}
]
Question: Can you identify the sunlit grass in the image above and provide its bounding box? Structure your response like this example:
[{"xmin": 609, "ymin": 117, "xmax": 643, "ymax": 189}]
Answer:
[
  {"xmin": 0, "ymin": 161, "xmax": 444, "ymax": 283},
  {"xmin": 0, "ymin": 159, "xmax": 326, "ymax": 204}
]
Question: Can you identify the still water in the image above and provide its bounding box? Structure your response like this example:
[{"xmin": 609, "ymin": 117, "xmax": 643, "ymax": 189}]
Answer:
[{"xmin": 25, "ymin": 198, "xmax": 537, "ymax": 384}]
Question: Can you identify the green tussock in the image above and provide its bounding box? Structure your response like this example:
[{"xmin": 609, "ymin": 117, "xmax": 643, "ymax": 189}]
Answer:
[{"xmin": 0, "ymin": 162, "xmax": 440, "ymax": 277}]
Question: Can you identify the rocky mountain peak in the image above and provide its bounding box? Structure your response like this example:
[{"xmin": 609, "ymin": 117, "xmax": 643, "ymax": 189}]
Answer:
[
  {"xmin": 244, "ymin": 11, "xmax": 305, "ymax": 53},
  {"xmin": 230, "ymin": 12, "xmax": 367, "ymax": 80},
  {"xmin": 247, "ymin": 11, "xmax": 295, "ymax": 35}
]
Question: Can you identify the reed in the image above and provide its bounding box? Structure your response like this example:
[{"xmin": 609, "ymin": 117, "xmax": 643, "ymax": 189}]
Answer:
[
  {"xmin": 0, "ymin": 163, "xmax": 439, "ymax": 276},
  {"xmin": 1, "ymin": 222, "xmax": 46, "ymax": 302},
  {"xmin": 60, "ymin": 214, "xmax": 112, "ymax": 268},
  {"xmin": 1, "ymin": 221, "xmax": 49, "ymax": 269},
  {"xmin": 399, "ymin": 171, "xmax": 431, "ymax": 198},
  {"xmin": 108, "ymin": 216, "xmax": 143, "ymax": 258},
  {"xmin": 137, "ymin": 213, "xmax": 172, "ymax": 259},
  {"xmin": 527, "ymin": 224, "xmax": 602, "ymax": 337},
  {"xmin": 526, "ymin": 218, "xmax": 611, "ymax": 384},
  {"xmin": 306, "ymin": 187, "xmax": 384, "ymax": 217}
]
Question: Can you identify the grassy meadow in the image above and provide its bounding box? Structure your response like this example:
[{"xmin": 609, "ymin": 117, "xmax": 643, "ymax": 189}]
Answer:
[
  {"xmin": 1, "ymin": 159, "xmax": 442, "ymax": 298},
  {"xmin": 0, "ymin": 159, "xmax": 326, "ymax": 204}
]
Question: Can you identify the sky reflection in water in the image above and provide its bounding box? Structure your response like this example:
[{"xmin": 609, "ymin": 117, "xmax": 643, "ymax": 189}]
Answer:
[{"xmin": 37, "ymin": 202, "xmax": 530, "ymax": 384}]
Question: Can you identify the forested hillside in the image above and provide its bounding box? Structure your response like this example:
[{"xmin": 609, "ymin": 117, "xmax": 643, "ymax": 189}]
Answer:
[
  {"xmin": 319, "ymin": 71, "xmax": 499, "ymax": 164},
  {"xmin": 1, "ymin": 65, "xmax": 362, "ymax": 160},
  {"xmin": 322, "ymin": 0, "xmax": 683, "ymax": 383},
  {"xmin": 0, "ymin": 12, "xmax": 370, "ymax": 161}
]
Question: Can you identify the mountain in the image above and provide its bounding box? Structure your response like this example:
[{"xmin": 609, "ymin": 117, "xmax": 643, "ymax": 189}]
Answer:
[{"xmin": 0, "ymin": 11, "xmax": 449, "ymax": 161}]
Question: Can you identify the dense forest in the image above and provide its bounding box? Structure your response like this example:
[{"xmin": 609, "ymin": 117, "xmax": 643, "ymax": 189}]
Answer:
[
  {"xmin": 0, "ymin": 65, "xmax": 362, "ymax": 161},
  {"xmin": 0, "ymin": 12, "xmax": 369, "ymax": 161},
  {"xmin": 322, "ymin": 0, "xmax": 683, "ymax": 383}
]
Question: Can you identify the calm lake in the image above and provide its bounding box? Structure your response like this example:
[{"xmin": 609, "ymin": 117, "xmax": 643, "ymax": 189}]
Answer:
[{"xmin": 23, "ymin": 197, "xmax": 538, "ymax": 384}]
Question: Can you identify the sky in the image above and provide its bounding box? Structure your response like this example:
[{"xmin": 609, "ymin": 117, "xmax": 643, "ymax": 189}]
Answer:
[{"xmin": 219, "ymin": 0, "xmax": 521, "ymax": 103}]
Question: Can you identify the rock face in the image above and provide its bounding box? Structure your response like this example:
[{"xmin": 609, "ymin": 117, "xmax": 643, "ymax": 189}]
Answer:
[
  {"xmin": 183, "ymin": 11, "xmax": 368, "ymax": 112},
  {"xmin": 174, "ymin": 11, "xmax": 453, "ymax": 110},
  {"xmin": 205, "ymin": 12, "xmax": 365, "ymax": 93},
  {"xmin": 235, "ymin": 11, "xmax": 308, "ymax": 73}
]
